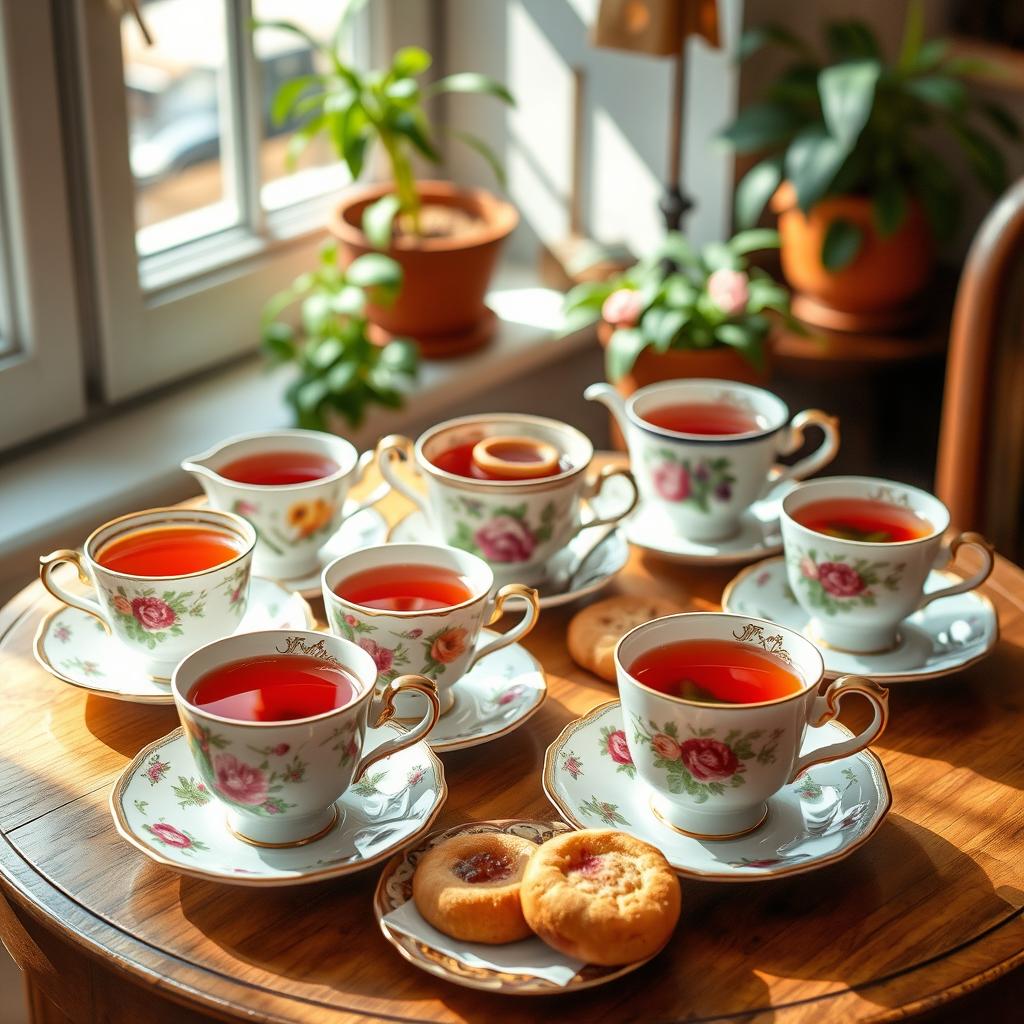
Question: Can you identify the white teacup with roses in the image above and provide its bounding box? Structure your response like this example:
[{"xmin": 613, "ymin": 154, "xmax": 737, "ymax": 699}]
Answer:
[
  {"xmin": 586, "ymin": 378, "xmax": 840, "ymax": 543},
  {"xmin": 781, "ymin": 476, "xmax": 995, "ymax": 654},
  {"xmin": 171, "ymin": 629, "xmax": 440, "ymax": 847},
  {"xmin": 182, "ymin": 428, "xmax": 387, "ymax": 580},
  {"xmin": 40, "ymin": 507, "xmax": 256, "ymax": 680},
  {"xmin": 375, "ymin": 414, "xmax": 638, "ymax": 586},
  {"xmin": 615, "ymin": 612, "xmax": 889, "ymax": 838},
  {"xmin": 322, "ymin": 543, "xmax": 540, "ymax": 716}
]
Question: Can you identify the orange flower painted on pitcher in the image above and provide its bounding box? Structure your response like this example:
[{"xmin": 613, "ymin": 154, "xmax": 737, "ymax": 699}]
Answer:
[
  {"xmin": 285, "ymin": 498, "xmax": 335, "ymax": 539},
  {"xmin": 431, "ymin": 626, "xmax": 468, "ymax": 665}
]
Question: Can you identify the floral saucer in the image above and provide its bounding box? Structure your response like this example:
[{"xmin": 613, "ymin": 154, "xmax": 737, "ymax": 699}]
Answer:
[
  {"xmin": 388, "ymin": 512, "xmax": 628, "ymax": 609},
  {"xmin": 110, "ymin": 724, "xmax": 446, "ymax": 886},
  {"xmin": 543, "ymin": 701, "xmax": 891, "ymax": 882},
  {"xmin": 722, "ymin": 557, "xmax": 999, "ymax": 682},
  {"xmin": 34, "ymin": 577, "xmax": 312, "ymax": 704},
  {"xmin": 374, "ymin": 819, "xmax": 662, "ymax": 994},
  {"xmin": 424, "ymin": 632, "xmax": 546, "ymax": 752},
  {"xmin": 620, "ymin": 482, "xmax": 794, "ymax": 566}
]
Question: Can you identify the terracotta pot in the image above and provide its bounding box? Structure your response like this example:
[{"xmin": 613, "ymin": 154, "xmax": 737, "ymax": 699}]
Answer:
[
  {"xmin": 597, "ymin": 322, "xmax": 773, "ymax": 448},
  {"xmin": 330, "ymin": 180, "xmax": 518, "ymax": 354},
  {"xmin": 771, "ymin": 181, "xmax": 934, "ymax": 316}
]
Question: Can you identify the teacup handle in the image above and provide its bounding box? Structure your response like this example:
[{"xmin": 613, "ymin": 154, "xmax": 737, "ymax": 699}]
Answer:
[
  {"xmin": 353, "ymin": 674, "xmax": 441, "ymax": 782},
  {"xmin": 375, "ymin": 435, "xmax": 429, "ymax": 517},
  {"xmin": 789, "ymin": 674, "xmax": 889, "ymax": 782},
  {"xmin": 341, "ymin": 448, "xmax": 392, "ymax": 521},
  {"xmin": 570, "ymin": 465, "xmax": 639, "ymax": 538},
  {"xmin": 916, "ymin": 531, "xmax": 994, "ymax": 611},
  {"xmin": 39, "ymin": 550, "xmax": 107, "ymax": 626},
  {"xmin": 467, "ymin": 584, "xmax": 541, "ymax": 670},
  {"xmin": 768, "ymin": 409, "xmax": 840, "ymax": 492}
]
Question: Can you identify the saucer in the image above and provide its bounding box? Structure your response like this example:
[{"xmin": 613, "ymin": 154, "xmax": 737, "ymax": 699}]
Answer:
[
  {"xmin": 110, "ymin": 724, "xmax": 447, "ymax": 886},
  {"xmin": 425, "ymin": 632, "xmax": 546, "ymax": 753},
  {"xmin": 34, "ymin": 577, "xmax": 313, "ymax": 704},
  {"xmin": 374, "ymin": 818, "xmax": 662, "ymax": 993},
  {"xmin": 543, "ymin": 701, "xmax": 891, "ymax": 882},
  {"xmin": 388, "ymin": 511, "xmax": 628, "ymax": 609},
  {"xmin": 722, "ymin": 557, "xmax": 999, "ymax": 682},
  {"xmin": 620, "ymin": 482, "xmax": 794, "ymax": 566}
]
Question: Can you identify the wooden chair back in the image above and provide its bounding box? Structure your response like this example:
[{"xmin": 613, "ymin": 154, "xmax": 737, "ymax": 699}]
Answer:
[{"xmin": 936, "ymin": 179, "xmax": 1024, "ymax": 559}]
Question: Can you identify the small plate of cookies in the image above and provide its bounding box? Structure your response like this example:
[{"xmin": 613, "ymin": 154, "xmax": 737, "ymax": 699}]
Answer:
[{"xmin": 373, "ymin": 819, "xmax": 680, "ymax": 994}]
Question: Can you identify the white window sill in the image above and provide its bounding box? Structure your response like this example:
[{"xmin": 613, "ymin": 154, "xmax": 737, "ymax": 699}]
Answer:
[{"xmin": 0, "ymin": 265, "xmax": 595, "ymax": 600}]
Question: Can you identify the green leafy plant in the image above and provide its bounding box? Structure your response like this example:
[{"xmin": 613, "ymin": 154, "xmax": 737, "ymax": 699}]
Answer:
[
  {"xmin": 262, "ymin": 241, "xmax": 418, "ymax": 430},
  {"xmin": 255, "ymin": 0, "xmax": 514, "ymax": 243},
  {"xmin": 563, "ymin": 230, "xmax": 796, "ymax": 382},
  {"xmin": 720, "ymin": 2, "xmax": 1021, "ymax": 270}
]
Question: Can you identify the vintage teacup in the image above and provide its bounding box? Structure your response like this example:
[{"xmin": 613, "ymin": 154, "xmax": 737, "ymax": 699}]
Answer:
[
  {"xmin": 586, "ymin": 379, "xmax": 840, "ymax": 542},
  {"xmin": 615, "ymin": 611, "xmax": 889, "ymax": 838},
  {"xmin": 375, "ymin": 414, "xmax": 638, "ymax": 586},
  {"xmin": 322, "ymin": 543, "xmax": 540, "ymax": 715},
  {"xmin": 781, "ymin": 476, "xmax": 995, "ymax": 654},
  {"xmin": 171, "ymin": 629, "xmax": 440, "ymax": 846},
  {"xmin": 182, "ymin": 429, "xmax": 386, "ymax": 580},
  {"xmin": 40, "ymin": 507, "xmax": 256, "ymax": 680}
]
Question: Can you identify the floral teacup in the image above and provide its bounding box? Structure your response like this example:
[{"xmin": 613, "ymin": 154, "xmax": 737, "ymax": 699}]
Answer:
[
  {"xmin": 40, "ymin": 507, "xmax": 256, "ymax": 680},
  {"xmin": 375, "ymin": 414, "xmax": 638, "ymax": 586},
  {"xmin": 322, "ymin": 543, "xmax": 540, "ymax": 715},
  {"xmin": 586, "ymin": 379, "xmax": 839, "ymax": 542},
  {"xmin": 781, "ymin": 476, "xmax": 995, "ymax": 654},
  {"xmin": 616, "ymin": 611, "xmax": 889, "ymax": 838},
  {"xmin": 172, "ymin": 629, "xmax": 440, "ymax": 846},
  {"xmin": 182, "ymin": 429, "xmax": 386, "ymax": 581}
]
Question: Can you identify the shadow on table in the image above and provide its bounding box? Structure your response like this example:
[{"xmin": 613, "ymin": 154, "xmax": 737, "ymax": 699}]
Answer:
[{"xmin": 84, "ymin": 693, "xmax": 178, "ymax": 757}]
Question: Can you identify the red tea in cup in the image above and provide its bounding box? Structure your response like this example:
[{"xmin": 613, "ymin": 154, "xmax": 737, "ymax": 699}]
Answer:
[
  {"xmin": 188, "ymin": 654, "xmax": 360, "ymax": 721},
  {"xmin": 334, "ymin": 563, "xmax": 474, "ymax": 612},
  {"xmin": 216, "ymin": 451, "xmax": 340, "ymax": 486},
  {"xmin": 792, "ymin": 498, "xmax": 932, "ymax": 543},
  {"xmin": 96, "ymin": 526, "xmax": 243, "ymax": 576},
  {"xmin": 628, "ymin": 638, "xmax": 803, "ymax": 704},
  {"xmin": 641, "ymin": 402, "xmax": 761, "ymax": 436}
]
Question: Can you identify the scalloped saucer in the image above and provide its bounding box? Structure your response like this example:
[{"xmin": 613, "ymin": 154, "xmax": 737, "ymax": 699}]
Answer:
[
  {"xmin": 374, "ymin": 818, "xmax": 662, "ymax": 994},
  {"xmin": 543, "ymin": 701, "xmax": 891, "ymax": 882},
  {"xmin": 34, "ymin": 577, "xmax": 312, "ymax": 704},
  {"xmin": 425, "ymin": 632, "xmax": 546, "ymax": 752},
  {"xmin": 388, "ymin": 511, "xmax": 628, "ymax": 609},
  {"xmin": 110, "ymin": 724, "xmax": 447, "ymax": 886},
  {"xmin": 722, "ymin": 556, "xmax": 999, "ymax": 682}
]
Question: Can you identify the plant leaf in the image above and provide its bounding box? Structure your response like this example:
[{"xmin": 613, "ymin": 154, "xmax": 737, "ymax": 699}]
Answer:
[
  {"xmin": 451, "ymin": 130, "xmax": 506, "ymax": 187},
  {"xmin": 785, "ymin": 126, "xmax": 850, "ymax": 212},
  {"xmin": 718, "ymin": 102, "xmax": 804, "ymax": 153},
  {"xmin": 714, "ymin": 323, "xmax": 765, "ymax": 371},
  {"xmin": 605, "ymin": 328, "xmax": 648, "ymax": 383},
  {"xmin": 951, "ymin": 121, "xmax": 1008, "ymax": 194},
  {"xmin": 728, "ymin": 228, "xmax": 780, "ymax": 256},
  {"xmin": 640, "ymin": 307, "xmax": 687, "ymax": 353},
  {"xmin": 738, "ymin": 23, "xmax": 813, "ymax": 62},
  {"xmin": 389, "ymin": 110, "xmax": 441, "ymax": 163},
  {"xmin": 392, "ymin": 46, "xmax": 432, "ymax": 78},
  {"xmin": 825, "ymin": 21, "xmax": 880, "ymax": 61},
  {"xmin": 345, "ymin": 252, "xmax": 403, "ymax": 294},
  {"xmin": 898, "ymin": 0, "xmax": 924, "ymax": 72},
  {"xmin": 818, "ymin": 60, "xmax": 880, "ymax": 145},
  {"xmin": 654, "ymin": 233, "xmax": 696, "ymax": 267},
  {"xmin": 976, "ymin": 100, "xmax": 1022, "ymax": 140},
  {"xmin": 734, "ymin": 156, "xmax": 784, "ymax": 229},
  {"xmin": 873, "ymin": 179, "xmax": 907, "ymax": 237},
  {"xmin": 271, "ymin": 74, "xmax": 324, "ymax": 125},
  {"xmin": 326, "ymin": 360, "xmax": 359, "ymax": 393},
  {"xmin": 821, "ymin": 218, "xmax": 864, "ymax": 271},
  {"xmin": 331, "ymin": 0, "xmax": 371, "ymax": 54},
  {"xmin": 701, "ymin": 241, "xmax": 741, "ymax": 272},
  {"xmin": 362, "ymin": 194, "xmax": 401, "ymax": 249},
  {"xmin": 425, "ymin": 72, "xmax": 515, "ymax": 106},
  {"xmin": 262, "ymin": 322, "xmax": 295, "ymax": 362},
  {"xmin": 905, "ymin": 75, "xmax": 967, "ymax": 114},
  {"xmin": 378, "ymin": 339, "xmax": 419, "ymax": 375}
]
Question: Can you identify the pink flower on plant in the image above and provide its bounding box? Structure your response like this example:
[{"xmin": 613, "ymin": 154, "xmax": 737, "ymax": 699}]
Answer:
[
  {"xmin": 680, "ymin": 737, "xmax": 739, "ymax": 782},
  {"xmin": 652, "ymin": 462, "xmax": 690, "ymax": 501},
  {"xmin": 148, "ymin": 823, "xmax": 192, "ymax": 849},
  {"xmin": 817, "ymin": 562, "xmax": 865, "ymax": 598},
  {"xmin": 474, "ymin": 515, "xmax": 536, "ymax": 563},
  {"xmin": 213, "ymin": 753, "xmax": 268, "ymax": 805},
  {"xmin": 131, "ymin": 596, "xmax": 176, "ymax": 631},
  {"xmin": 606, "ymin": 729, "xmax": 633, "ymax": 766},
  {"xmin": 707, "ymin": 268, "xmax": 750, "ymax": 316},
  {"xmin": 800, "ymin": 556, "xmax": 818, "ymax": 580},
  {"xmin": 601, "ymin": 288, "xmax": 644, "ymax": 328},
  {"xmin": 652, "ymin": 733, "xmax": 682, "ymax": 760},
  {"xmin": 359, "ymin": 637, "xmax": 394, "ymax": 674}
]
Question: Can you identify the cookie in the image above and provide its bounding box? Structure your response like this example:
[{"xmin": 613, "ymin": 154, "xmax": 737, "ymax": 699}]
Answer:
[
  {"xmin": 520, "ymin": 829, "xmax": 681, "ymax": 965},
  {"xmin": 412, "ymin": 832, "xmax": 536, "ymax": 944},
  {"xmin": 568, "ymin": 595, "xmax": 685, "ymax": 682}
]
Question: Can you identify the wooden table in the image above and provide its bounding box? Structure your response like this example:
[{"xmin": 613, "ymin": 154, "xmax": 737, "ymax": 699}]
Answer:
[{"xmin": 2, "ymin": 456, "xmax": 1023, "ymax": 1023}]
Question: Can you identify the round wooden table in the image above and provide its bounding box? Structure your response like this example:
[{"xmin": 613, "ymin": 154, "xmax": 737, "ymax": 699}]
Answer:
[{"xmin": 2, "ymin": 457, "xmax": 1023, "ymax": 1023}]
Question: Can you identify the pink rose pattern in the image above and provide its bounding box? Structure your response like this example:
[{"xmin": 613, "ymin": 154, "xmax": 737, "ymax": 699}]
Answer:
[
  {"xmin": 474, "ymin": 515, "xmax": 536, "ymax": 563},
  {"xmin": 146, "ymin": 823, "xmax": 193, "ymax": 849},
  {"xmin": 794, "ymin": 550, "xmax": 905, "ymax": 615},
  {"xmin": 817, "ymin": 562, "xmax": 866, "ymax": 597},
  {"xmin": 131, "ymin": 596, "xmax": 177, "ymax": 630},
  {"xmin": 645, "ymin": 452, "xmax": 734, "ymax": 512},
  {"xmin": 358, "ymin": 637, "xmax": 395, "ymax": 674},
  {"xmin": 652, "ymin": 462, "xmax": 690, "ymax": 501},
  {"xmin": 105, "ymin": 584, "xmax": 212, "ymax": 648},
  {"xmin": 213, "ymin": 753, "xmax": 268, "ymax": 806},
  {"xmin": 449, "ymin": 499, "xmax": 556, "ymax": 566},
  {"xmin": 679, "ymin": 738, "xmax": 740, "ymax": 782}
]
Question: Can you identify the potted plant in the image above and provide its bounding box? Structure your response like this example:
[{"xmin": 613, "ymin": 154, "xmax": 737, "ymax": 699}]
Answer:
[
  {"xmin": 262, "ymin": 240, "xmax": 418, "ymax": 430},
  {"xmin": 257, "ymin": 9, "xmax": 517, "ymax": 356},
  {"xmin": 564, "ymin": 229, "xmax": 795, "ymax": 398},
  {"xmin": 720, "ymin": 2, "xmax": 1020, "ymax": 328}
]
